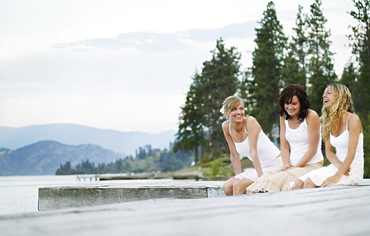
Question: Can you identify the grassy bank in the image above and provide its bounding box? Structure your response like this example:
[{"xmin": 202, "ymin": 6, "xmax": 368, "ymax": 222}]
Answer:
[{"xmin": 171, "ymin": 155, "xmax": 254, "ymax": 181}]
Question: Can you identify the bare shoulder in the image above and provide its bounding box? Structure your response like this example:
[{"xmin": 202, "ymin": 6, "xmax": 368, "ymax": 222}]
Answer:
[
  {"xmin": 306, "ymin": 109, "xmax": 320, "ymax": 124},
  {"xmin": 348, "ymin": 113, "xmax": 362, "ymax": 132},
  {"xmin": 222, "ymin": 120, "xmax": 230, "ymax": 130},
  {"xmin": 245, "ymin": 116, "xmax": 261, "ymax": 132},
  {"xmin": 246, "ymin": 116, "xmax": 257, "ymax": 125},
  {"xmin": 349, "ymin": 113, "xmax": 360, "ymax": 120},
  {"xmin": 348, "ymin": 113, "xmax": 362, "ymax": 125},
  {"xmin": 307, "ymin": 109, "xmax": 319, "ymax": 119}
]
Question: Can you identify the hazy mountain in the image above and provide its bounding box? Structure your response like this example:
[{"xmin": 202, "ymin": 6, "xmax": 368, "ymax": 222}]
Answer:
[
  {"xmin": 0, "ymin": 140, "xmax": 125, "ymax": 175},
  {"xmin": 0, "ymin": 124, "xmax": 176, "ymax": 156}
]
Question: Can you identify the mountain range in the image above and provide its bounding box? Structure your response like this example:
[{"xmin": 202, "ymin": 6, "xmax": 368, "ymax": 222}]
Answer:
[
  {"xmin": 0, "ymin": 124, "xmax": 176, "ymax": 156},
  {"xmin": 0, "ymin": 140, "xmax": 125, "ymax": 175}
]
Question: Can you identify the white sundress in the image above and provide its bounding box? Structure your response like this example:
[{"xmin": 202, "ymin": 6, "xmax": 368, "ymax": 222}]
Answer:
[
  {"xmin": 231, "ymin": 119, "xmax": 282, "ymax": 182},
  {"xmin": 299, "ymin": 114, "xmax": 364, "ymax": 186}
]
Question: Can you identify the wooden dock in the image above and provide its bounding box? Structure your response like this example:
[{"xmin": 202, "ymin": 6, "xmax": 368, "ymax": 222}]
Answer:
[{"xmin": 1, "ymin": 179, "xmax": 370, "ymax": 236}]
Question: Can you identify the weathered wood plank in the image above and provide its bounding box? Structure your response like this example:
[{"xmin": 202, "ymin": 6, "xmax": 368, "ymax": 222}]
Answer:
[{"xmin": 1, "ymin": 180, "xmax": 370, "ymax": 236}]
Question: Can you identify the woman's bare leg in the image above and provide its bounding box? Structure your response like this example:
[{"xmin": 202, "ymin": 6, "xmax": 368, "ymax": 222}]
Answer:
[
  {"xmin": 293, "ymin": 179, "xmax": 304, "ymax": 190},
  {"xmin": 233, "ymin": 178, "xmax": 254, "ymax": 195},
  {"xmin": 223, "ymin": 178, "xmax": 238, "ymax": 196},
  {"xmin": 303, "ymin": 178, "xmax": 318, "ymax": 188}
]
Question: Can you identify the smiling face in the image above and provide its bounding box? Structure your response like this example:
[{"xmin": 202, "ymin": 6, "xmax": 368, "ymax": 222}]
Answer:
[
  {"xmin": 322, "ymin": 86, "xmax": 336, "ymax": 109},
  {"xmin": 284, "ymin": 95, "xmax": 301, "ymax": 118},
  {"xmin": 227, "ymin": 102, "xmax": 245, "ymax": 122}
]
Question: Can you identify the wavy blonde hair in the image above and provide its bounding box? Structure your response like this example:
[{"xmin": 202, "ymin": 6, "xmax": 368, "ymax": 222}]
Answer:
[{"xmin": 321, "ymin": 83, "xmax": 354, "ymax": 141}]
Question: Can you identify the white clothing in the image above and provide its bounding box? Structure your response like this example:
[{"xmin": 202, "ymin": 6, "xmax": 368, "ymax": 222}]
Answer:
[
  {"xmin": 235, "ymin": 157, "xmax": 282, "ymax": 182},
  {"xmin": 232, "ymin": 131, "xmax": 280, "ymax": 167},
  {"xmin": 299, "ymin": 114, "xmax": 364, "ymax": 186},
  {"xmin": 285, "ymin": 118, "xmax": 323, "ymax": 165},
  {"xmin": 231, "ymin": 120, "xmax": 282, "ymax": 181}
]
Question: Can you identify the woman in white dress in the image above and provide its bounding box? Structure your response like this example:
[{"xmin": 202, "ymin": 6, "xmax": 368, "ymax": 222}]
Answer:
[
  {"xmin": 221, "ymin": 95, "xmax": 282, "ymax": 195},
  {"xmin": 294, "ymin": 83, "xmax": 364, "ymax": 189}
]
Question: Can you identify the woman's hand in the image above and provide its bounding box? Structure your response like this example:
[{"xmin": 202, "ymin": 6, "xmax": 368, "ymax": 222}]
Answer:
[
  {"xmin": 344, "ymin": 167, "xmax": 351, "ymax": 176},
  {"xmin": 321, "ymin": 175, "xmax": 341, "ymax": 187},
  {"xmin": 281, "ymin": 164, "xmax": 290, "ymax": 171},
  {"xmin": 335, "ymin": 163, "xmax": 351, "ymax": 176}
]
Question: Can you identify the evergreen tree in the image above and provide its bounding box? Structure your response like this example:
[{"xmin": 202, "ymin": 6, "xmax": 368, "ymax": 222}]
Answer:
[
  {"xmin": 348, "ymin": 0, "xmax": 370, "ymax": 120},
  {"xmin": 75, "ymin": 159, "xmax": 96, "ymax": 174},
  {"xmin": 250, "ymin": 1, "xmax": 287, "ymax": 135},
  {"xmin": 200, "ymin": 38, "xmax": 241, "ymax": 157},
  {"xmin": 55, "ymin": 161, "xmax": 75, "ymax": 175},
  {"xmin": 175, "ymin": 38, "xmax": 241, "ymax": 162},
  {"xmin": 174, "ymin": 72, "xmax": 207, "ymax": 163},
  {"xmin": 240, "ymin": 70, "xmax": 256, "ymax": 113},
  {"xmin": 339, "ymin": 61, "xmax": 358, "ymax": 91},
  {"xmin": 347, "ymin": 0, "xmax": 370, "ymax": 178},
  {"xmin": 306, "ymin": 0, "xmax": 337, "ymax": 113},
  {"xmin": 283, "ymin": 5, "xmax": 308, "ymax": 89}
]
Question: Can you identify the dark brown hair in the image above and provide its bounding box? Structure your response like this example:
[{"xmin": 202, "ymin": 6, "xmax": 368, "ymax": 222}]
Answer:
[{"xmin": 279, "ymin": 84, "xmax": 310, "ymax": 121}]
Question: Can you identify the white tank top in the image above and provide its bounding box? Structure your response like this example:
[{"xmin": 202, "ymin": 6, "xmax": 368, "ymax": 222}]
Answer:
[
  {"xmin": 330, "ymin": 114, "xmax": 364, "ymax": 166},
  {"xmin": 230, "ymin": 119, "xmax": 280, "ymax": 167},
  {"xmin": 285, "ymin": 118, "xmax": 323, "ymax": 165}
]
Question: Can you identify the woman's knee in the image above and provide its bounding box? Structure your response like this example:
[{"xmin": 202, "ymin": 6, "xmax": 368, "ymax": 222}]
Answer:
[
  {"xmin": 233, "ymin": 179, "xmax": 253, "ymax": 195},
  {"xmin": 232, "ymin": 182, "xmax": 245, "ymax": 195},
  {"xmin": 303, "ymin": 178, "xmax": 317, "ymax": 188},
  {"xmin": 293, "ymin": 179, "xmax": 304, "ymax": 190},
  {"xmin": 223, "ymin": 178, "xmax": 236, "ymax": 196}
]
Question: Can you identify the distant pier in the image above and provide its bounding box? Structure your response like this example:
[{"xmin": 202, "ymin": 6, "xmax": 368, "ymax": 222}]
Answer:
[{"xmin": 76, "ymin": 172, "xmax": 204, "ymax": 181}]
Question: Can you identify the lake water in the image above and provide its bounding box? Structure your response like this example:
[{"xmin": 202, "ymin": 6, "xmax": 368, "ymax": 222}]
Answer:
[
  {"xmin": 0, "ymin": 175, "xmax": 79, "ymax": 216},
  {"xmin": 0, "ymin": 175, "xmax": 182, "ymax": 216}
]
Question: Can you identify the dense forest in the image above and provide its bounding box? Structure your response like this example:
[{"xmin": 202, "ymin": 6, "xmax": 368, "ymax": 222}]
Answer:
[
  {"xmin": 55, "ymin": 144, "xmax": 193, "ymax": 175},
  {"xmin": 174, "ymin": 0, "xmax": 370, "ymax": 176}
]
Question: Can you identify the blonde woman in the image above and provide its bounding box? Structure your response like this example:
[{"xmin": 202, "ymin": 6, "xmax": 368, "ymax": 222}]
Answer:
[
  {"xmin": 294, "ymin": 84, "xmax": 364, "ymax": 189},
  {"xmin": 247, "ymin": 84, "xmax": 323, "ymax": 193},
  {"xmin": 221, "ymin": 95, "xmax": 282, "ymax": 195}
]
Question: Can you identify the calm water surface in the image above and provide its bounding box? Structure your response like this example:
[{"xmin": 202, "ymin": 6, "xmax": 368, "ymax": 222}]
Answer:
[
  {"xmin": 0, "ymin": 175, "xmax": 78, "ymax": 215},
  {"xmin": 0, "ymin": 175, "xmax": 178, "ymax": 216}
]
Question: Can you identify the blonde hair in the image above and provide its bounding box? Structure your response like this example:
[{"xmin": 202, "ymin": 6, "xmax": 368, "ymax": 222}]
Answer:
[
  {"xmin": 221, "ymin": 95, "xmax": 244, "ymax": 117},
  {"xmin": 321, "ymin": 83, "xmax": 354, "ymax": 140}
]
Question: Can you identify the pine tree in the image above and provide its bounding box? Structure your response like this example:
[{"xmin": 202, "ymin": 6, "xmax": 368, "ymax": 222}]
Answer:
[
  {"xmin": 347, "ymin": 0, "xmax": 370, "ymax": 178},
  {"xmin": 174, "ymin": 72, "xmax": 207, "ymax": 163},
  {"xmin": 283, "ymin": 5, "xmax": 308, "ymax": 89},
  {"xmin": 250, "ymin": 1, "xmax": 287, "ymax": 135},
  {"xmin": 306, "ymin": 0, "xmax": 337, "ymax": 113},
  {"xmin": 240, "ymin": 70, "xmax": 256, "ymax": 114},
  {"xmin": 200, "ymin": 39, "xmax": 241, "ymax": 157},
  {"xmin": 339, "ymin": 61, "xmax": 358, "ymax": 92},
  {"xmin": 175, "ymin": 39, "xmax": 241, "ymax": 162},
  {"xmin": 348, "ymin": 0, "xmax": 370, "ymax": 120}
]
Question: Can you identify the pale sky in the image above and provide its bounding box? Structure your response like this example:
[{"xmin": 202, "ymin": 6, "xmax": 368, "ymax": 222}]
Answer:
[{"xmin": 0, "ymin": 0, "xmax": 357, "ymax": 134}]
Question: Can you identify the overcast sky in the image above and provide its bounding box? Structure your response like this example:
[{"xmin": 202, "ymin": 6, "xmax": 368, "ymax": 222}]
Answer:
[{"xmin": 0, "ymin": 0, "xmax": 357, "ymax": 134}]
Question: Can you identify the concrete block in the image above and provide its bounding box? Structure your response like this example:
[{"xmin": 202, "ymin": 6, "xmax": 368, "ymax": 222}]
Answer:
[{"xmin": 38, "ymin": 181, "xmax": 225, "ymax": 211}]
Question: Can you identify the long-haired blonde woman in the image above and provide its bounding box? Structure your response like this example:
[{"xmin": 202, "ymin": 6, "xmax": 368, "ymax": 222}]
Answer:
[
  {"xmin": 221, "ymin": 95, "xmax": 283, "ymax": 195},
  {"xmin": 294, "ymin": 83, "xmax": 364, "ymax": 189}
]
